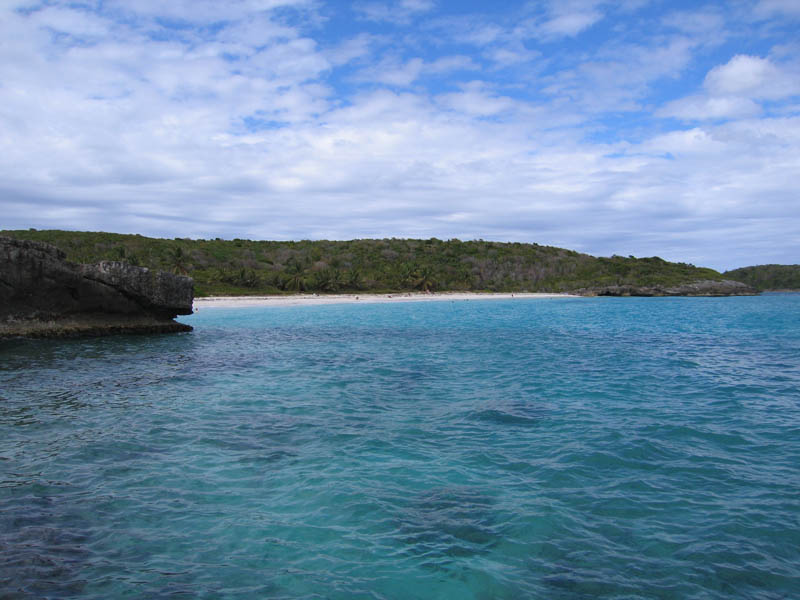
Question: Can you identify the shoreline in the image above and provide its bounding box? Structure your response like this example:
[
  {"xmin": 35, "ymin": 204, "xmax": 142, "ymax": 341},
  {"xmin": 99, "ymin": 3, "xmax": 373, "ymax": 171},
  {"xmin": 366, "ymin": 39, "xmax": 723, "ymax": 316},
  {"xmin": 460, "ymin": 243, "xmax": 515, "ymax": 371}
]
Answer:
[{"xmin": 193, "ymin": 291, "xmax": 578, "ymax": 309}]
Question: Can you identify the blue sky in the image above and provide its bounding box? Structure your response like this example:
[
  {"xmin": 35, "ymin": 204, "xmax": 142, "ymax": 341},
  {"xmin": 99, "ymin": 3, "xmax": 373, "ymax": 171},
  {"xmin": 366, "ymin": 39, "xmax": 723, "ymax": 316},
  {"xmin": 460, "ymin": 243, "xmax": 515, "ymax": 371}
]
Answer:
[{"xmin": 1, "ymin": 0, "xmax": 799, "ymax": 270}]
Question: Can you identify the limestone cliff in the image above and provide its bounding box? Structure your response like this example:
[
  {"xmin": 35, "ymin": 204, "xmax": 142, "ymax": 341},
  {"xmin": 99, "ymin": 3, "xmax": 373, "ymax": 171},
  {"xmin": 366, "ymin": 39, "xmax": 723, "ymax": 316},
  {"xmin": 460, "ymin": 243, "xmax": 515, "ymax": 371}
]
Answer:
[{"xmin": 0, "ymin": 236, "xmax": 194, "ymax": 338}]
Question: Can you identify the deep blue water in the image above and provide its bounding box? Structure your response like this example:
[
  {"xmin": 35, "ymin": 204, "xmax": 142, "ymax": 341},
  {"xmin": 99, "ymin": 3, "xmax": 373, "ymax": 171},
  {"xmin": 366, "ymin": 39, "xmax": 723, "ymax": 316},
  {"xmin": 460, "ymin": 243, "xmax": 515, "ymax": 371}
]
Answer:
[{"xmin": 2, "ymin": 294, "xmax": 799, "ymax": 599}]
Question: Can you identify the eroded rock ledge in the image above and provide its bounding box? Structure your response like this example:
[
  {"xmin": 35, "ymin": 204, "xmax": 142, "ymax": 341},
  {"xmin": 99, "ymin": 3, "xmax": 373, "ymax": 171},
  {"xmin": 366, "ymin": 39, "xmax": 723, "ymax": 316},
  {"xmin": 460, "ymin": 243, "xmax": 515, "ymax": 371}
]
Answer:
[
  {"xmin": 1, "ymin": 236, "xmax": 194, "ymax": 338},
  {"xmin": 574, "ymin": 279, "xmax": 758, "ymax": 297}
]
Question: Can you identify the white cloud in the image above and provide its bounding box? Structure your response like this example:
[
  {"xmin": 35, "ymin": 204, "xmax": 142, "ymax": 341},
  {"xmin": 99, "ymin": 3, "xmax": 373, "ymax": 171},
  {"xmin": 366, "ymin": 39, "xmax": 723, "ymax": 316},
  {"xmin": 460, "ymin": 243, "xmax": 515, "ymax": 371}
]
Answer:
[
  {"xmin": 352, "ymin": 54, "xmax": 476, "ymax": 87},
  {"xmin": 325, "ymin": 33, "xmax": 377, "ymax": 66},
  {"xmin": 540, "ymin": 10, "xmax": 602, "ymax": 37},
  {"xmin": 436, "ymin": 82, "xmax": 518, "ymax": 117},
  {"xmin": 484, "ymin": 43, "xmax": 540, "ymax": 68},
  {"xmin": 102, "ymin": 0, "xmax": 313, "ymax": 23},
  {"xmin": 536, "ymin": 0, "xmax": 605, "ymax": 38},
  {"xmin": 644, "ymin": 127, "xmax": 726, "ymax": 155},
  {"xmin": 704, "ymin": 54, "xmax": 799, "ymax": 100},
  {"xmin": 402, "ymin": 0, "xmax": 436, "ymax": 11},
  {"xmin": 426, "ymin": 55, "xmax": 476, "ymax": 73},
  {"xmin": 662, "ymin": 8, "xmax": 726, "ymax": 37},
  {"xmin": 754, "ymin": 0, "xmax": 800, "ymax": 18},
  {"xmin": 28, "ymin": 5, "xmax": 111, "ymax": 37},
  {"xmin": 1, "ymin": 1, "xmax": 799, "ymax": 270},
  {"xmin": 350, "ymin": 56, "xmax": 423, "ymax": 86},
  {"xmin": 658, "ymin": 95, "xmax": 762, "ymax": 120},
  {"xmin": 452, "ymin": 22, "xmax": 504, "ymax": 46},
  {"xmin": 214, "ymin": 14, "xmax": 298, "ymax": 47},
  {"xmin": 541, "ymin": 35, "xmax": 695, "ymax": 114},
  {"xmin": 354, "ymin": 0, "xmax": 435, "ymax": 24},
  {"xmin": 661, "ymin": 54, "xmax": 800, "ymax": 121}
]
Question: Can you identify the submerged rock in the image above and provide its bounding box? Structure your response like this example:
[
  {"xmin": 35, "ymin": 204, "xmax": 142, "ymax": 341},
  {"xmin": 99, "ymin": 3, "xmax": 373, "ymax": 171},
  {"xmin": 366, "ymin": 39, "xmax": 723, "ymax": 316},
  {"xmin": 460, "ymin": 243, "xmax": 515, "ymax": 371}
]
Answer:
[
  {"xmin": 574, "ymin": 279, "xmax": 758, "ymax": 297},
  {"xmin": 0, "ymin": 236, "xmax": 194, "ymax": 338}
]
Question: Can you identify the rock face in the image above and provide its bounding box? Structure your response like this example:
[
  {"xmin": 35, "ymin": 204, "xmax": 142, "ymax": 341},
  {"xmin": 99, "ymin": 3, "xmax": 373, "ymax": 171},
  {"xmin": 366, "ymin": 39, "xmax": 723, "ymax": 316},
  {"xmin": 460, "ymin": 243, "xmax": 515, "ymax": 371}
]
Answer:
[
  {"xmin": 574, "ymin": 279, "xmax": 758, "ymax": 297},
  {"xmin": 0, "ymin": 236, "xmax": 194, "ymax": 338}
]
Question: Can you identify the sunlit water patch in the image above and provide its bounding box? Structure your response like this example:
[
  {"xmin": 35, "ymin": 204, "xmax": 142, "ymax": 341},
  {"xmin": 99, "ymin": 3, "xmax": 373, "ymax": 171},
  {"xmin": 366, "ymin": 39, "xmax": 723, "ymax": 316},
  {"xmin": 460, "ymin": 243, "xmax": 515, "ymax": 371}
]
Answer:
[{"xmin": 2, "ymin": 295, "xmax": 799, "ymax": 598}]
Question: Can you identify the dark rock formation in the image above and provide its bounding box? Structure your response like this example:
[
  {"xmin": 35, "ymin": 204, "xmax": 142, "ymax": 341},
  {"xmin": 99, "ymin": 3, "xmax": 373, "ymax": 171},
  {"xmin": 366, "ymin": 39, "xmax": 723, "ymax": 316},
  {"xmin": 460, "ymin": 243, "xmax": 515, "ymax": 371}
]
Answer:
[
  {"xmin": 574, "ymin": 279, "xmax": 758, "ymax": 297},
  {"xmin": 1, "ymin": 236, "xmax": 194, "ymax": 338}
]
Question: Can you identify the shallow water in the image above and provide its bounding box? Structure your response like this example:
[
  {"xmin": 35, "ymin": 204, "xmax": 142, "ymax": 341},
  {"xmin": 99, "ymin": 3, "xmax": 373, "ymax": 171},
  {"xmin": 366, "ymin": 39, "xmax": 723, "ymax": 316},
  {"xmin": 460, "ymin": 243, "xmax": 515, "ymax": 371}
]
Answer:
[{"xmin": 2, "ymin": 295, "xmax": 799, "ymax": 599}]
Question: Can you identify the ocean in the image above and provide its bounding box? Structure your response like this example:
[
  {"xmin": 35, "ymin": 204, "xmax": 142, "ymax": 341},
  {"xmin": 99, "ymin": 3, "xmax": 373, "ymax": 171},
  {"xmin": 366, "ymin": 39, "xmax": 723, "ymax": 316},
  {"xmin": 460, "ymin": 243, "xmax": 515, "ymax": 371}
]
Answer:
[{"xmin": 2, "ymin": 294, "xmax": 799, "ymax": 599}]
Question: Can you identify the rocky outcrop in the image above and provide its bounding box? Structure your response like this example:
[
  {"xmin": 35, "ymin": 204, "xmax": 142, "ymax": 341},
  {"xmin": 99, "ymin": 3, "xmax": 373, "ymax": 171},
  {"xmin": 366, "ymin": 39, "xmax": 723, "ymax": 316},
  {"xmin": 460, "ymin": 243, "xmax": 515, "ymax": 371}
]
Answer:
[
  {"xmin": 0, "ymin": 236, "xmax": 194, "ymax": 338},
  {"xmin": 574, "ymin": 279, "xmax": 758, "ymax": 297}
]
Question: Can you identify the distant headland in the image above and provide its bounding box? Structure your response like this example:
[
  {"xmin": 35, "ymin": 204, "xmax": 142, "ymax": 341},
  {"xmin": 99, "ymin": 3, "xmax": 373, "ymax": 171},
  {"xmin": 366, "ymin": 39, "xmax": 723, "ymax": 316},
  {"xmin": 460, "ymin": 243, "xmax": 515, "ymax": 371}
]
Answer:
[
  {"xmin": 3, "ymin": 229, "xmax": 778, "ymax": 338},
  {"xmin": 722, "ymin": 264, "xmax": 800, "ymax": 292},
  {"xmin": 1, "ymin": 230, "xmax": 764, "ymax": 302}
]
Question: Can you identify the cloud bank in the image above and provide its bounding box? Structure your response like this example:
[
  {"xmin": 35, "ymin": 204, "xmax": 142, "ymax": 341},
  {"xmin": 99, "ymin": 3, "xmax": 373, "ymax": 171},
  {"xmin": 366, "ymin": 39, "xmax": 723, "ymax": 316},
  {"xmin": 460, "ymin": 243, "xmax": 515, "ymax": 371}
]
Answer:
[{"xmin": 1, "ymin": 0, "xmax": 798, "ymax": 270}]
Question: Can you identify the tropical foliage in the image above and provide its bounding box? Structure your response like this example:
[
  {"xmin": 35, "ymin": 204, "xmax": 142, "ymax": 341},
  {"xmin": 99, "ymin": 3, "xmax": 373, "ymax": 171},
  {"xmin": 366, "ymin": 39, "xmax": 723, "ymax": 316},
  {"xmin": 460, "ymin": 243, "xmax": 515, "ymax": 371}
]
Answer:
[
  {"xmin": 724, "ymin": 265, "xmax": 800, "ymax": 291},
  {"xmin": 2, "ymin": 229, "xmax": 727, "ymax": 296}
]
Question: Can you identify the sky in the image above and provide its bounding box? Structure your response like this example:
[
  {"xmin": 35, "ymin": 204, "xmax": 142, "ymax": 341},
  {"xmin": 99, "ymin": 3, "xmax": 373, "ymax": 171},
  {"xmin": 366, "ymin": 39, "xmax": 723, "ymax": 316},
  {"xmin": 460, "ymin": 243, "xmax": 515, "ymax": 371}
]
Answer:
[{"xmin": 1, "ymin": 0, "xmax": 798, "ymax": 271}]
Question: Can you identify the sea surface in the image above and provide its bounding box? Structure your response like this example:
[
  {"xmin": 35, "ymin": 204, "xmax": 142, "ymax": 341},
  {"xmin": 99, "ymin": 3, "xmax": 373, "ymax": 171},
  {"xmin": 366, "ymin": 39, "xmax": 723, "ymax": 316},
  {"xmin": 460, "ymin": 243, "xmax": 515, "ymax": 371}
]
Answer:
[{"xmin": 2, "ymin": 294, "xmax": 799, "ymax": 599}]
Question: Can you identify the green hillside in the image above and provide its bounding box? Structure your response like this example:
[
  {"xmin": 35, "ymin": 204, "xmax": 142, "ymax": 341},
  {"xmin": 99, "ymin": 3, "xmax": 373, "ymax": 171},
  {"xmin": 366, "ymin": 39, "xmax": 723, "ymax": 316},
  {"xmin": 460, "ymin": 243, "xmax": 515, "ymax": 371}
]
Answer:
[
  {"xmin": 2, "ymin": 229, "xmax": 724, "ymax": 297},
  {"xmin": 724, "ymin": 265, "xmax": 800, "ymax": 291}
]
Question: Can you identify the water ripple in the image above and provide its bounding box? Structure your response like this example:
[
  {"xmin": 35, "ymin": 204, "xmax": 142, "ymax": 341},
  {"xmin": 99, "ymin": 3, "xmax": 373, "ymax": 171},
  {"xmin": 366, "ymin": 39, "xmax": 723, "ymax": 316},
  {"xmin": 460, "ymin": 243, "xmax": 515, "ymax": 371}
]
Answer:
[{"xmin": 1, "ymin": 296, "xmax": 799, "ymax": 598}]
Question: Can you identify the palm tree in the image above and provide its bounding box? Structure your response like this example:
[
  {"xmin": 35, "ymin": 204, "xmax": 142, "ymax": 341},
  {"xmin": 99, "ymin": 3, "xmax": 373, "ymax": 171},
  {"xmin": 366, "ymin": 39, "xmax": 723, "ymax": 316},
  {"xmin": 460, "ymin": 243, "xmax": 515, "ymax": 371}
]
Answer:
[
  {"xmin": 283, "ymin": 263, "xmax": 307, "ymax": 292},
  {"xmin": 235, "ymin": 268, "xmax": 260, "ymax": 288},
  {"xmin": 310, "ymin": 268, "xmax": 342, "ymax": 292},
  {"xmin": 170, "ymin": 246, "xmax": 188, "ymax": 275},
  {"xmin": 344, "ymin": 269, "xmax": 363, "ymax": 290},
  {"xmin": 415, "ymin": 266, "xmax": 436, "ymax": 292},
  {"xmin": 394, "ymin": 263, "xmax": 416, "ymax": 289}
]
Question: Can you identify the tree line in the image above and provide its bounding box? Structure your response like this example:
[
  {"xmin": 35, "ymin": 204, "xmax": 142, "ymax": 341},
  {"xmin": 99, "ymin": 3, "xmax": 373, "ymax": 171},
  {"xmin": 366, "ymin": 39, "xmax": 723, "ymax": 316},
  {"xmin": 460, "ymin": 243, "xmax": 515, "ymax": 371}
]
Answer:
[
  {"xmin": 3, "ymin": 229, "xmax": 732, "ymax": 296},
  {"xmin": 723, "ymin": 265, "xmax": 800, "ymax": 291}
]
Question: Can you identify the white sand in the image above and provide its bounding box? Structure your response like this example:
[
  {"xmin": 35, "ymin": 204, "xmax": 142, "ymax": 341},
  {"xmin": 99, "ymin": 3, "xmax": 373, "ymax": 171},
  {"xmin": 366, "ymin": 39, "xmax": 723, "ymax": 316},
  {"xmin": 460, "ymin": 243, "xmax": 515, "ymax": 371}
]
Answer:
[{"xmin": 193, "ymin": 291, "xmax": 578, "ymax": 309}]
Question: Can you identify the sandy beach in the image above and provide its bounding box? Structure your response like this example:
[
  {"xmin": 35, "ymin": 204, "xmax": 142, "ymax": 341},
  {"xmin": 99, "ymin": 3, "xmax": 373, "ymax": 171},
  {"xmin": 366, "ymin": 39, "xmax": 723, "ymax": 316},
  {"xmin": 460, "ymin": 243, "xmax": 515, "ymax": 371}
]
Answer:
[{"xmin": 193, "ymin": 291, "xmax": 577, "ymax": 309}]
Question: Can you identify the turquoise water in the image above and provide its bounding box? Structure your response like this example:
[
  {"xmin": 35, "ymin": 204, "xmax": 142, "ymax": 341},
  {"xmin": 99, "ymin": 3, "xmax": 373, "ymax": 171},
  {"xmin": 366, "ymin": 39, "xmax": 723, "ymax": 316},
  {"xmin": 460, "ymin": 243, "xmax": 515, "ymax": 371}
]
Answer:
[{"xmin": 2, "ymin": 295, "xmax": 799, "ymax": 599}]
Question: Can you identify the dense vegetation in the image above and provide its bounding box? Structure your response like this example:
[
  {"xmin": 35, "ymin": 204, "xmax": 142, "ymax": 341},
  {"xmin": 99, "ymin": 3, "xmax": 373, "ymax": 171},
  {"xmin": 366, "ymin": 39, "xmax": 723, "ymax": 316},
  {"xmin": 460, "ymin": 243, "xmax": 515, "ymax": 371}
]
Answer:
[
  {"xmin": 2, "ymin": 229, "xmax": 725, "ymax": 297},
  {"xmin": 724, "ymin": 265, "xmax": 800, "ymax": 291}
]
